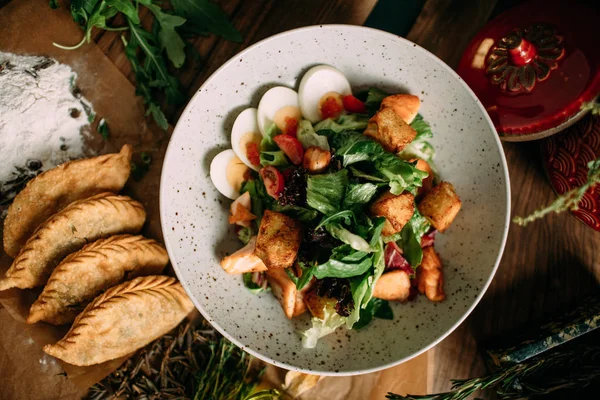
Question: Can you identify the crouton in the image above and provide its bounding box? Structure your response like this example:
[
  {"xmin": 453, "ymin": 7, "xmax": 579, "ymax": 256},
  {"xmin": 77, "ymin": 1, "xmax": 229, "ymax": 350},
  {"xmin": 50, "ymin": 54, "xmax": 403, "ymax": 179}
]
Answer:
[
  {"xmin": 220, "ymin": 236, "xmax": 267, "ymax": 274},
  {"xmin": 303, "ymin": 146, "xmax": 331, "ymax": 173},
  {"xmin": 369, "ymin": 191, "xmax": 415, "ymax": 236},
  {"xmin": 363, "ymin": 107, "xmax": 416, "ymax": 153},
  {"xmin": 228, "ymin": 192, "xmax": 256, "ymax": 227},
  {"xmin": 266, "ymin": 268, "xmax": 297, "ymax": 319},
  {"xmin": 304, "ymin": 290, "xmax": 336, "ymax": 320},
  {"xmin": 255, "ymin": 210, "xmax": 302, "ymax": 269},
  {"xmin": 380, "ymin": 94, "xmax": 421, "ymax": 124},
  {"xmin": 373, "ymin": 270, "xmax": 411, "ymax": 301},
  {"xmin": 415, "ymin": 159, "xmax": 434, "ymax": 198},
  {"xmin": 416, "ymin": 247, "xmax": 444, "ymax": 302},
  {"xmin": 417, "ymin": 181, "xmax": 461, "ymax": 233}
]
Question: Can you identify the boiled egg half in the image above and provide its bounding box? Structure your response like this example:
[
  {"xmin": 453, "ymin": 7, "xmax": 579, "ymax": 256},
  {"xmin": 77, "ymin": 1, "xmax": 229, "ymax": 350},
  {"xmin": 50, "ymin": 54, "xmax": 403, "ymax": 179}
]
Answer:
[
  {"xmin": 256, "ymin": 86, "xmax": 302, "ymax": 136},
  {"xmin": 298, "ymin": 65, "xmax": 351, "ymax": 123},
  {"xmin": 210, "ymin": 149, "xmax": 250, "ymax": 200},
  {"xmin": 231, "ymin": 108, "xmax": 262, "ymax": 171}
]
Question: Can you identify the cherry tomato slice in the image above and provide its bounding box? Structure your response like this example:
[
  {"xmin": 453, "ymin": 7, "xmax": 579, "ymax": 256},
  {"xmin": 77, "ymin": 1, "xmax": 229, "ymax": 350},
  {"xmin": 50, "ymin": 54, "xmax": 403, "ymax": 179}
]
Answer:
[
  {"xmin": 260, "ymin": 166, "xmax": 285, "ymax": 199},
  {"xmin": 284, "ymin": 117, "xmax": 299, "ymax": 137},
  {"xmin": 273, "ymin": 134, "xmax": 304, "ymax": 165},
  {"xmin": 245, "ymin": 142, "xmax": 261, "ymax": 167},
  {"xmin": 342, "ymin": 94, "xmax": 367, "ymax": 114}
]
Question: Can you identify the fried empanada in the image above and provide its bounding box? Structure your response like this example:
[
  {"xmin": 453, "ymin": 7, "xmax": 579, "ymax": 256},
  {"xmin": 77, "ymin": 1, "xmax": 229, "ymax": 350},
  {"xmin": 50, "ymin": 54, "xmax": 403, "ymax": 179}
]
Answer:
[
  {"xmin": 43, "ymin": 276, "xmax": 194, "ymax": 366},
  {"xmin": 28, "ymin": 235, "xmax": 169, "ymax": 325},
  {"xmin": 0, "ymin": 193, "xmax": 146, "ymax": 291},
  {"xmin": 3, "ymin": 145, "xmax": 132, "ymax": 258}
]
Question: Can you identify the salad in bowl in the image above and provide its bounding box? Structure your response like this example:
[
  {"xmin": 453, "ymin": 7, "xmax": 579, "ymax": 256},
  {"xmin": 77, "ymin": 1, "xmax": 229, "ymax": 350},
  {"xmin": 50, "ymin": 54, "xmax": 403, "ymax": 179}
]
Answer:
[{"xmin": 209, "ymin": 65, "xmax": 461, "ymax": 348}]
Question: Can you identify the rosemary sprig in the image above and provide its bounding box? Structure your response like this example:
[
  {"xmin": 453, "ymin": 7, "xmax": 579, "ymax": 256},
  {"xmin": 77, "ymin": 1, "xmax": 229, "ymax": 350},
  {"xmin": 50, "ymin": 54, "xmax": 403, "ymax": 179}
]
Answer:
[
  {"xmin": 85, "ymin": 320, "xmax": 272, "ymax": 400},
  {"xmin": 513, "ymin": 158, "xmax": 600, "ymax": 226},
  {"xmin": 386, "ymin": 344, "xmax": 600, "ymax": 400}
]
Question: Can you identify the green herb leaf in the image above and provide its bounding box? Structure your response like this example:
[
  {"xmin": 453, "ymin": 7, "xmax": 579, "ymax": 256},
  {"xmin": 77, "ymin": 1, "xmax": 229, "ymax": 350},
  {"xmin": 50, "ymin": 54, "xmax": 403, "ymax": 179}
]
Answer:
[
  {"xmin": 315, "ymin": 210, "xmax": 355, "ymax": 230},
  {"xmin": 306, "ymin": 169, "xmax": 349, "ymax": 215},
  {"xmin": 171, "ymin": 0, "xmax": 242, "ymax": 42},
  {"xmin": 97, "ymin": 118, "xmax": 110, "ymax": 140}
]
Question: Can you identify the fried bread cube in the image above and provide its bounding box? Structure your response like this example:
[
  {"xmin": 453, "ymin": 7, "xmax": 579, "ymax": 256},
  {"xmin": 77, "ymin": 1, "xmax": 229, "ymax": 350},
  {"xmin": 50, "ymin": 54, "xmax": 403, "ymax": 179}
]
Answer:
[
  {"xmin": 417, "ymin": 181, "xmax": 461, "ymax": 233},
  {"xmin": 304, "ymin": 289, "xmax": 337, "ymax": 320},
  {"xmin": 380, "ymin": 94, "xmax": 421, "ymax": 124},
  {"xmin": 363, "ymin": 107, "xmax": 416, "ymax": 153},
  {"xmin": 416, "ymin": 246, "xmax": 444, "ymax": 302},
  {"xmin": 373, "ymin": 270, "xmax": 411, "ymax": 301},
  {"xmin": 255, "ymin": 210, "xmax": 302, "ymax": 269},
  {"xmin": 369, "ymin": 191, "xmax": 415, "ymax": 236}
]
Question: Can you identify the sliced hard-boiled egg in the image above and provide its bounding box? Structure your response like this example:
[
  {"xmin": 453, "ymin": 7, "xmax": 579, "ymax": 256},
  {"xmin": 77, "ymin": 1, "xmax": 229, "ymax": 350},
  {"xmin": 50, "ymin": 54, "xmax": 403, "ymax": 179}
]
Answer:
[
  {"xmin": 210, "ymin": 149, "xmax": 250, "ymax": 200},
  {"xmin": 257, "ymin": 86, "xmax": 302, "ymax": 136},
  {"xmin": 298, "ymin": 65, "xmax": 352, "ymax": 123},
  {"xmin": 231, "ymin": 108, "xmax": 262, "ymax": 171}
]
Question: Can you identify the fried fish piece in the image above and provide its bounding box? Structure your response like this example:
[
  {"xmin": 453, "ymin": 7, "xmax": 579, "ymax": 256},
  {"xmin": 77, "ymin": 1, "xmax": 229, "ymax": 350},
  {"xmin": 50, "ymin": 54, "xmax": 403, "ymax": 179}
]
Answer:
[
  {"xmin": 28, "ymin": 235, "xmax": 168, "ymax": 325},
  {"xmin": 3, "ymin": 145, "xmax": 132, "ymax": 258},
  {"xmin": 43, "ymin": 276, "xmax": 194, "ymax": 366},
  {"xmin": 0, "ymin": 193, "xmax": 146, "ymax": 291}
]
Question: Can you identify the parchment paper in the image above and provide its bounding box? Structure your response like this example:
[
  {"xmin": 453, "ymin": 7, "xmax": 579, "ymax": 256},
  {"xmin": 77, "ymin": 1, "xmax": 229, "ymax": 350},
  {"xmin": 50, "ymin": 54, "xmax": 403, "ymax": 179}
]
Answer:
[{"xmin": 0, "ymin": 0, "xmax": 429, "ymax": 398}]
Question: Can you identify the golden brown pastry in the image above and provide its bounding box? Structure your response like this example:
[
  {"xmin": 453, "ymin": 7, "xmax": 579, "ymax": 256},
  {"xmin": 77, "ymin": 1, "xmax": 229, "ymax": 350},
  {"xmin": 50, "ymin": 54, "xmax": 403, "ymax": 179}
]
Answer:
[
  {"xmin": 28, "ymin": 235, "xmax": 169, "ymax": 325},
  {"xmin": 0, "ymin": 193, "xmax": 146, "ymax": 291},
  {"xmin": 3, "ymin": 145, "xmax": 132, "ymax": 258},
  {"xmin": 43, "ymin": 276, "xmax": 194, "ymax": 366}
]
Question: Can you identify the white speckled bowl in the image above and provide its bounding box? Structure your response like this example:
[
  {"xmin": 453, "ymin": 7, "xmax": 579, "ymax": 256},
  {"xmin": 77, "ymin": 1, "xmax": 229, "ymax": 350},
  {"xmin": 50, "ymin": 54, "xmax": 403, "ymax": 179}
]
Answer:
[{"xmin": 160, "ymin": 25, "xmax": 510, "ymax": 375}]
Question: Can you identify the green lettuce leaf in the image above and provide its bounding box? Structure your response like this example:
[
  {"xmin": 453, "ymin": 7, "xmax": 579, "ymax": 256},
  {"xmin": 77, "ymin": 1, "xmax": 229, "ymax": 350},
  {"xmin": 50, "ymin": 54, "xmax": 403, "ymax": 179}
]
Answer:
[
  {"xmin": 364, "ymin": 87, "xmax": 388, "ymax": 115},
  {"xmin": 243, "ymin": 272, "xmax": 267, "ymax": 294},
  {"xmin": 237, "ymin": 226, "xmax": 253, "ymax": 245},
  {"xmin": 259, "ymin": 150, "xmax": 289, "ymax": 166},
  {"xmin": 306, "ymin": 169, "xmax": 348, "ymax": 215},
  {"xmin": 300, "ymin": 304, "xmax": 347, "ymax": 349},
  {"xmin": 400, "ymin": 114, "xmax": 437, "ymax": 176},
  {"xmin": 297, "ymin": 120, "xmax": 330, "ymax": 150},
  {"xmin": 325, "ymin": 224, "xmax": 374, "ymax": 253},
  {"xmin": 314, "ymin": 114, "xmax": 369, "ymax": 134},
  {"xmin": 342, "ymin": 183, "xmax": 379, "ymax": 209},
  {"xmin": 353, "ymin": 298, "xmax": 394, "ymax": 330},
  {"xmin": 260, "ymin": 123, "xmax": 280, "ymax": 151},
  {"xmin": 272, "ymin": 204, "xmax": 318, "ymax": 222}
]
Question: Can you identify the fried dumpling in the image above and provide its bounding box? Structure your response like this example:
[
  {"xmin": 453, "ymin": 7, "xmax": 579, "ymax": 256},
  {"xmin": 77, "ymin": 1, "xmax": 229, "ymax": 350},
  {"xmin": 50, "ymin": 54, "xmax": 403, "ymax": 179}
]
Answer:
[
  {"xmin": 3, "ymin": 145, "xmax": 132, "ymax": 258},
  {"xmin": 28, "ymin": 235, "xmax": 169, "ymax": 325},
  {"xmin": 0, "ymin": 193, "xmax": 146, "ymax": 291},
  {"xmin": 43, "ymin": 276, "xmax": 194, "ymax": 366}
]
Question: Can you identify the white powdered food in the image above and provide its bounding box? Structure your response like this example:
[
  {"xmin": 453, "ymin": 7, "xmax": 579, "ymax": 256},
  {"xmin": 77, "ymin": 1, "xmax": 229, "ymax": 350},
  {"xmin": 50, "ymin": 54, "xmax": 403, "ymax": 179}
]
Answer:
[{"xmin": 0, "ymin": 51, "xmax": 95, "ymax": 206}]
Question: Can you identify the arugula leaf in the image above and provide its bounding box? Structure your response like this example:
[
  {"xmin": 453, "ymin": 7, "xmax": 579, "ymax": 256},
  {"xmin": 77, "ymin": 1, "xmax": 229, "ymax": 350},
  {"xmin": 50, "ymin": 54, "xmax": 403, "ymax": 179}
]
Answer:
[
  {"xmin": 171, "ymin": 0, "xmax": 242, "ymax": 42},
  {"xmin": 400, "ymin": 223, "xmax": 422, "ymax": 268},
  {"xmin": 240, "ymin": 179, "xmax": 272, "ymax": 223},
  {"xmin": 315, "ymin": 210, "xmax": 355, "ymax": 230},
  {"xmin": 297, "ymin": 120, "xmax": 330, "ymax": 150},
  {"xmin": 342, "ymin": 183, "xmax": 379, "ymax": 209},
  {"xmin": 106, "ymin": 0, "xmax": 139, "ymax": 24},
  {"xmin": 364, "ymin": 87, "xmax": 388, "ymax": 115},
  {"xmin": 259, "ymin": 150, "xmax": 289, "ymax": 167},
  {"xmin": 348, "ymin": 166, "xmax": 387, "ymax": 182},
  {"xmin": 142, "ymin": 1, "xmax": 187, "ymax": 68},
  {"xmin": 306, "ymin": 169, "xmax": 348, "ymax": 215},
  {"xmin": 272, "ymin": 204, "xmax": 318, "ymax": 222},
  {"xmin": 347, "ymin": 272, "xmax": 371, "ymax": 328},
  {"xmin": 353, "ymin": 298, "xmax": 393, "ymax": 329},
  {"xmin": 285, "ymin": 269, "xmax": 299, "ymax": 285},
  {"xmin": 314, "ymin": 114, "xmax": 369, "ymax": 134},
  {"xmin": 314, "ymin": 248, "xmax": 372, "ymax": 279},
  {"xmin": 368, "ymin": 217, "xmax": 386, "ymax": 247}
]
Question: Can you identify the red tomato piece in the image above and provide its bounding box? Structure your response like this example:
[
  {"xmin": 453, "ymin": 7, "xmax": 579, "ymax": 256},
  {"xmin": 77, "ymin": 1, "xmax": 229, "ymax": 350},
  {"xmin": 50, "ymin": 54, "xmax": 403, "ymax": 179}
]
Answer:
[
  {"xmin": 320, "ymin": 96, "xmax": 344, "ymax": 119},
  {"xmin": 245, "ymin": 142, "xmax": 261, "ymax": 167},
  {"xmin": 260, "ymin": 166, "xmax": 284, "ymax": 199},
  {"xmin": 342, "ymin": 95, "xmax": 367, "ymax": 114},
  {"xmin": 284, "ymin": 117, "xmax": 299, "ymax": 137},
  {"xmin": 273, "ymin": 134, "xmax": 304, "ymax": 165}
]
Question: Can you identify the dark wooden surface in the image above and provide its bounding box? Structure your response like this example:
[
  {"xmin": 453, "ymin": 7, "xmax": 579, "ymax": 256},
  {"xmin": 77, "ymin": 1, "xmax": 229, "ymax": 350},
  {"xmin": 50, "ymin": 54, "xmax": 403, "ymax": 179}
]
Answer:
[
  {"xmin": 91, "ymin": 0, "xmax": 600, "ymax": 395},
  {"xmin": 3, "ymin": 0, "xmax": 598, "ymax": 395}
]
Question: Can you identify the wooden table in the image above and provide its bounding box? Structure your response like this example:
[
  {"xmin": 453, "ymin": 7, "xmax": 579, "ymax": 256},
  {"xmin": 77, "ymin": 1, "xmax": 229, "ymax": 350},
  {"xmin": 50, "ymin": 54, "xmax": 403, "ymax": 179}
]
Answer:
[{"xmin": 5, "ymin": 0, "xmax": 600, "ymax": 396}]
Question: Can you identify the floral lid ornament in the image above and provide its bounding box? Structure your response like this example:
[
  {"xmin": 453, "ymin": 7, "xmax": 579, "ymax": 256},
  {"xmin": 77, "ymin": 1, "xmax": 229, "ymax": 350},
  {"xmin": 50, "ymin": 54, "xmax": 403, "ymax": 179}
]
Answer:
[{"xmin": 458, "ymin": 0, "xmax": 599, "ymax": 141}]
